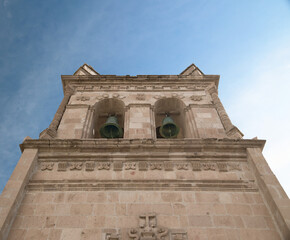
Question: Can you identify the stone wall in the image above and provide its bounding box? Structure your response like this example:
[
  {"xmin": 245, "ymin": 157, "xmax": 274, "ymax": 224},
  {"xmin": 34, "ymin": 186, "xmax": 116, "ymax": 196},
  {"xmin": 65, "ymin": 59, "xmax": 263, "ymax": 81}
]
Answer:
[
  {"xmin": 3, "ymin": 138, "xmax": 288, "ymax": 240},
  {"xmin": 7, "ymin": 190, "xmax": 280, "ymax": 240}
]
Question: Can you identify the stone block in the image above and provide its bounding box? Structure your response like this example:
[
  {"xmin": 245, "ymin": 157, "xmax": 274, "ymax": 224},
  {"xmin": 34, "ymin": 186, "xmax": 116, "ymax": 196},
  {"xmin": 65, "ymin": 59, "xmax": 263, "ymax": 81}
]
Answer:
[
  {"xmin": 56, "ymin": 216, "xmax": 86, "ymax": 228},
  {"xmin": 188, "ymin": 215, "xmax": 213, "ymax": 227},
  {"xmin": 242, "ymin": 216, "xmax": 267, "ymax": 229},
  {"xmin": 226, "ymin": 204, "xmax": 252, "ymax": 215},
  {"xmin": 71, "ymin": 204, "xmax": 93, "ymax": 215},
  {"xmin": 213, "ymin": 216, "xmax": 235, "ymax": 227}
]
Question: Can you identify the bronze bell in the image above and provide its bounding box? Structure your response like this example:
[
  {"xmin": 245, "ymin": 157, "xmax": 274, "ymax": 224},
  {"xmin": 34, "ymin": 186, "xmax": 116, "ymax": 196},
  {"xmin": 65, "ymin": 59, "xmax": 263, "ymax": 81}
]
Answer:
[
  {"xmin": 100, "ymin": 116, "xmax": 123, "ymax": 138},
  {"xmin": 159, "ymin": 116, "xmax": 179, "ymax": 138}
]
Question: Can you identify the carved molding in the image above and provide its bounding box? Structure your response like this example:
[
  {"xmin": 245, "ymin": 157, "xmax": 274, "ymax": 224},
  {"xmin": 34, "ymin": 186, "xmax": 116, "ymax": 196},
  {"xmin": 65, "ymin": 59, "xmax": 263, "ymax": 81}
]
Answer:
[
  {"xmin": 76, "ymin": 96, "xmax": 90, "ymax": 101},
  {"xmin": 41, "ymin": 161, "xmax": 243, "ymax": 172},
  {"xmin": 41, "ymin": 163, "xmax": 54, "ymax": 171},
  {"xmin": 153, "ymin": 93, "xmax": 185, "ymax": 100},
  {"xmin": 74, "ymin": 83, "xmax": 210, "ymax": 92},
  {"xmin": 136, "ymin": 93, "xmax": 146, "ymax": 101},
  {"xmin": 190, "ymin": 95, "xmax": 203, "ymax": 101},
  {"xmin": 96, "ymin": 93, "xmax": 126, "ymax": 101}
]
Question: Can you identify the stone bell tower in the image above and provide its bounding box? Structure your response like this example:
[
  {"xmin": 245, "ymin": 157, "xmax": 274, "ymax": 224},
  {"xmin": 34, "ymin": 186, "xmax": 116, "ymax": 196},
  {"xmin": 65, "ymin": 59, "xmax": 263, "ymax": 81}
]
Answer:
[{"xmin": 1, "ymin": 64, "xmax": 289, "ymax": 240}]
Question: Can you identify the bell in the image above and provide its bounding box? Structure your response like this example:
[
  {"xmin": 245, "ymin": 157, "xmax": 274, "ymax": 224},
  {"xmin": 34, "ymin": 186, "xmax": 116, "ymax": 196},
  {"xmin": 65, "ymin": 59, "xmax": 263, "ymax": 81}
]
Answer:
[
  {"xmin": 159, "ymin": 116, "xmax": 180, "ymax": 138},
  {"xmin": 100, "ymin": 116, "xmax": 123, "ymax": 138}
]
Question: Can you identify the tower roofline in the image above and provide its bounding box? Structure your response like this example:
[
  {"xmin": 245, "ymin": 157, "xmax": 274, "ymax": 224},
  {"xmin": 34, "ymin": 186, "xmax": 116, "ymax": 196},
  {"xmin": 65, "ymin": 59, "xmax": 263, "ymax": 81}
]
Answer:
[{"xmin": 61, "ymin": 74, "xmax": 220, "ymax": 95}]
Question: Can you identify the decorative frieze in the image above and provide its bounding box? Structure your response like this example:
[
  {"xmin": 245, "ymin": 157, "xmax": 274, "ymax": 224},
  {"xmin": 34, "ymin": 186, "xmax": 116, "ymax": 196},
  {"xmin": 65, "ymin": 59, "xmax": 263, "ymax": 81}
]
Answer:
[
  {"xmin": 164, "ymin": 161, "xmax": 174, "ymax": 171},
  {"xmin": 96, "ymin": 93, "xmax": 126, "ymax": 101},
  {"xmin": 228, "ymin": 163, "xmax": 242, "ymax": 171},
  {"xmin": 98, "ymin": 162, "xmax": 111, "ymax": 170},
  {"xmin": 136, "ymin": 93, "xmax": 145, "ymax": 100},
  {"xmin": 70, "ymin": 162, "xmax": 83, "ymax": 170},
  {"xmin": 150, "ymin": 162, "xmax": 163, "ymax": 170},
  {"xmin": 124, "ymin": 162, "xmax": 137, "ymax": 170},
  {"xmin": 190, "ymin": 95, "xmax": 203, "ymax": 101},
  {"xmin": 113, "ymin": 161, "xmax": 123, "ymax": 171},
  {"xmin": 73, "ymin": 83, "xmax": 210, "ymax": 93},
  {"xmin": 176, "ymin": 163, "xmax": 189, "ymax": 170},
  {"xmin": 40, "ymin": 161, "xmax": 243, "ymax": 173},
  {"xmin": 192, "ymin": 162, "xmax": 201, "ymax": 171},
  {"xmin": 217, "ymin": 162, "xmax": 228, "ymax": 172},
  {"xmin": 85, "ymin": 161, "xmax": 95, "ymax": 171},
  {"xmin": 202, "ymin": 163, "xmax": 216, "ymax": 171},
  {"xmin": 154, "ymin": 93, "xmax": 184, "ymax": 100},
  {"xmin": 138, "ymin": 161, "xmax": 148, "ymax": 171},
  {"xmin": 76, "ymin": 96, "xmax": 90, "ymax": 101},
  {"xmin": 57, "ymin": 162, "xmax": 67, "ymax": 171},
  {"xmin": 41, "ymin": 163, "xmax": 54, "ymax": 171}
]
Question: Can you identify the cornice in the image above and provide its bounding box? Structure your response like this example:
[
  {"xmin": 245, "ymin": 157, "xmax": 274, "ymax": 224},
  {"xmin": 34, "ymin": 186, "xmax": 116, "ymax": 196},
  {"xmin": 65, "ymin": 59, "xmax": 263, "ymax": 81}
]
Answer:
[
  {"xmin": 20, "ymin": 138, "xmax": 266, "ymax": 153},
  {"xmin": 61, "ymin": 75, "xmax": 220, "ymax": 94}
]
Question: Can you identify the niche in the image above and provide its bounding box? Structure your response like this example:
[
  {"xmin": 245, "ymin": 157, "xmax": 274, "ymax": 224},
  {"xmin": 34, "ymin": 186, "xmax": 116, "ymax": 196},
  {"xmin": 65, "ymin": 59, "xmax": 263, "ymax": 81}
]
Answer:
[
  {"xmin": 91, "ymin": 98, "xmax": 125, "ymax": 138},
  {"xmin": 154, "ymin": 98, "xmax": 186, "ymax": 139}
]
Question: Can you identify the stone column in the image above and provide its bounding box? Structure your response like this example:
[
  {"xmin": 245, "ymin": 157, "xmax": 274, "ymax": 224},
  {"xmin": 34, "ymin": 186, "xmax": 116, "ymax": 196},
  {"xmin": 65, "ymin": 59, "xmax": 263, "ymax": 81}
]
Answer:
[
  {"xmin": 123, "ymin": 106, "xmax": 130, "ymax": 139},
  {"xmin": 81, "ymin": 105, "xmax": 95, "ymax": 138},
  {"xmin": 150, "ymin": 106, "xmax": 157, "ymax": 139},
  {"xmin": 207, "ymin": 85, "xmax": 243, "ymax": 139},
  {"xmin": 39, "ymin": 85, "xmax": 74, "ymax": 139},
  {"xmin": 184, "ymin": 106, "xmax": 199, "ymax": 138}
]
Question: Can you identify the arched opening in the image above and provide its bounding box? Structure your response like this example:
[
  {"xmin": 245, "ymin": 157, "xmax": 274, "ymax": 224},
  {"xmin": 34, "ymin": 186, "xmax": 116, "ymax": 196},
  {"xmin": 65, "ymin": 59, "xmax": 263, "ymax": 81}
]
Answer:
[
  {"xmin": 154, "ymin": 98, "xmax": 186, "ymax": 139},
  {"xmin": 91, "ymin": 98, "xmax": 125, "ymax": 138}
]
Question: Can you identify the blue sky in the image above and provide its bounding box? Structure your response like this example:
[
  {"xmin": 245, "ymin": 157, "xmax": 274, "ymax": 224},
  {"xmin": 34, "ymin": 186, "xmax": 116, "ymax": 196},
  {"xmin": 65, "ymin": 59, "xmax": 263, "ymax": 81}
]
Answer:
[{"xmin": 0, "ymin": 0, "xmax": 290, "ymax": 195}]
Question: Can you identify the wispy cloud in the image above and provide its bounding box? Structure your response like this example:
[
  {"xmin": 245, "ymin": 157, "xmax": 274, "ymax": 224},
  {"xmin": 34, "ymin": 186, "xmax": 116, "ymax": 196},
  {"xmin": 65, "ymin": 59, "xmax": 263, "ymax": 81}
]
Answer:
[{"xmin": 228, "ymin": 44, "xmax": 290, "ymax": 196}]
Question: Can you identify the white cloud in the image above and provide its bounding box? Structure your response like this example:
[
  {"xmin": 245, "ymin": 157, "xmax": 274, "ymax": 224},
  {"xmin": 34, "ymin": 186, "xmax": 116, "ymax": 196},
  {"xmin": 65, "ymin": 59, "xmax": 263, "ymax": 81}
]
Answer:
[{"xmin": 228, "ymin": 45, "xmax": 290, "ymax": 196}]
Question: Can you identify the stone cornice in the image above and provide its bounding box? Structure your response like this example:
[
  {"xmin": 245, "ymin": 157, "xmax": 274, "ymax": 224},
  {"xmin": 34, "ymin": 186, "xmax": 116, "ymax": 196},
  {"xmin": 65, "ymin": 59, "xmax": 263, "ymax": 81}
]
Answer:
[
  {"xmin": 61, "ymin": 75, "xmax": 220, "ymax": 94},
  {"xmin": 20, "ymin": 138, "xmax": 266, "ymax": 153}
]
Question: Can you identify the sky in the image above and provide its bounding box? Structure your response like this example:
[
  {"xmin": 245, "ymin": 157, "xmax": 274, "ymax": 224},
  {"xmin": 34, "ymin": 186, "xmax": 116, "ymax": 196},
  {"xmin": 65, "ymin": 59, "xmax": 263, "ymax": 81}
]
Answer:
[{"xmin": 0, "ymin": 0, "xmax": 290, "ymax": 195}]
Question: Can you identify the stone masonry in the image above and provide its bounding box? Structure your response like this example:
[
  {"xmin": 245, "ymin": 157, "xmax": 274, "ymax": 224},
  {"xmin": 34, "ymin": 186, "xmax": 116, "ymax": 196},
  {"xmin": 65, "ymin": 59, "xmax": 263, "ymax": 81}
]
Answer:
[{"xmin": 0, "ymin": 63, "xmax": 289, "ymax": 240}]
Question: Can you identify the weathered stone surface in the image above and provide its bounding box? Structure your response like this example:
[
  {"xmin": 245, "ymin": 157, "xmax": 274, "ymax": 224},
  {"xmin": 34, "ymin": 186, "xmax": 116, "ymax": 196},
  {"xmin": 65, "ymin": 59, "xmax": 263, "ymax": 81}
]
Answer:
[{"xmin": 1, "ymin": 64, "xmax": 288, "ymax": 240}]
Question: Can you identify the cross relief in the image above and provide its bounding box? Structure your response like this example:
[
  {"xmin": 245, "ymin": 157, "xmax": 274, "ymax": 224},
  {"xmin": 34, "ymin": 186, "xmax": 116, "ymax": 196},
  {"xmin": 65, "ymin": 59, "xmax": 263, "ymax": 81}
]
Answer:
[{"xmin": 105, "ymin": 213, "xmax": 187, "ymax": 240}]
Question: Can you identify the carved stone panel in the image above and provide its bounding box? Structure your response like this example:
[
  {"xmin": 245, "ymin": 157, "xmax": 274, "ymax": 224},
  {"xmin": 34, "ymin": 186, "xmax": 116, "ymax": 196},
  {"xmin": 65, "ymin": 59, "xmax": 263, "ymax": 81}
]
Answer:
[
  {"xmin": 57, "ymin": 162, "xmax": 67, "ymax": 171},
  {"xmin": 176, "ymin": 163, "xmax": 188, "ymax": 170},
  {"xmin": 124, "ymin": 162, "xmax": 137, "ymax": 170},
  {"xmin": 171, "ymin": 230, "xmax": 188, "ymax": 240},
  {"xmin": 41, "ymin": 163, "xmax": 54, "ymax": 171},
  {"xmin": 217, "ymin": 162, "xmax": 228, "ymax": 172},
  {"xmin": 103, "ymin": 213, "xmax": 188, "ymax": 240},
  {"xmin": 150, "ymin": 162, "xmax": 163, "ymax": 170},
  {"xmin": 85, "ymin": 161, "xmax": 95, "ymax": 171},
  {"xmin": 139, "ymin": 162, "xmax": 148, "ymax": 171},
  {"xmin": 192, "ymin": 162, "xmax": 201, "ymax": 171},
  {"xmin": 164, "ymin": 161, "xmax": 174, "ymax": 171},
  {"xmin": 113, "ymin": 161, "xmax": 123, "ymax": 171},
  {"xmin": 128, "ymin": 213, "xmax": 169, "ymax": 240},
  {"xmin": 98, "ymin": 162, "xmax": 111, "ymax": 170},
  {"xmin": 70, "ymin": 162, "xmax": 83, "ymax": 170}
]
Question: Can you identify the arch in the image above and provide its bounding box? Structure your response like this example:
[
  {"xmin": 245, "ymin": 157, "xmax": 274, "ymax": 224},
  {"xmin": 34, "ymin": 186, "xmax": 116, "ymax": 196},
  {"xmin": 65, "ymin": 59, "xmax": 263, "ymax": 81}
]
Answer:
[
  {"xmin": 90, "ymin": 98, "xmax": 125, "ymax": 138},
  {"xmin": 154, "ymin": 98, "xmax": 186, "ymax": 139}
]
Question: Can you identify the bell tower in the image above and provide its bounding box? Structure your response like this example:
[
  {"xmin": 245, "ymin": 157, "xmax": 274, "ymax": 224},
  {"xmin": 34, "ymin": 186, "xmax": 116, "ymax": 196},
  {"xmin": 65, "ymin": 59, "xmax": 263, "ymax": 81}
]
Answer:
[{"xmin": 1, "ymin": 64, "xmax": 289, "ymax": 239}]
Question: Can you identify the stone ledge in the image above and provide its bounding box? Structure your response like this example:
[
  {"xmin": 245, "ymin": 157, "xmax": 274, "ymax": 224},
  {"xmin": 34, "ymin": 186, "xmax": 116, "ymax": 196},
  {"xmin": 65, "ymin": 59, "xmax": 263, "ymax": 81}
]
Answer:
[
  {"xmin": 27, "ymin": 179, "xmax": 257, "ymax": 192},
  {"xmin": 20, "ymin": 138, "xmax": 266, "ymax": 152}
]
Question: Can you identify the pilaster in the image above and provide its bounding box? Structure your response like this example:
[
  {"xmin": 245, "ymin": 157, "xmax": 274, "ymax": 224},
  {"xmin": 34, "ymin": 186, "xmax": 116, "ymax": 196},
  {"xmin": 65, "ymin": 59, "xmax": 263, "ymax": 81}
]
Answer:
[
  {"xmin": 39, "ymin": 85, "xmax": 74, "ymax": 139},
  {"xmin": 207, "ymin": 85, "xmax": 243, "ymax": 139}
]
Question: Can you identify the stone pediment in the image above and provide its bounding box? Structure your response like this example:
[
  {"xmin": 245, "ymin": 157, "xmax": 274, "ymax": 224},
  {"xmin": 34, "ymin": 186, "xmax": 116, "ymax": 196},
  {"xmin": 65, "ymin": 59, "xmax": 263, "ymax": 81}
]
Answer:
[
  {"xmin": 179, "ymin": 63, "xmax": 204, "ymax": 76},
  {"xmin": 74, "ymin": 63, "xmax": 100, "ymax": 76}
]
